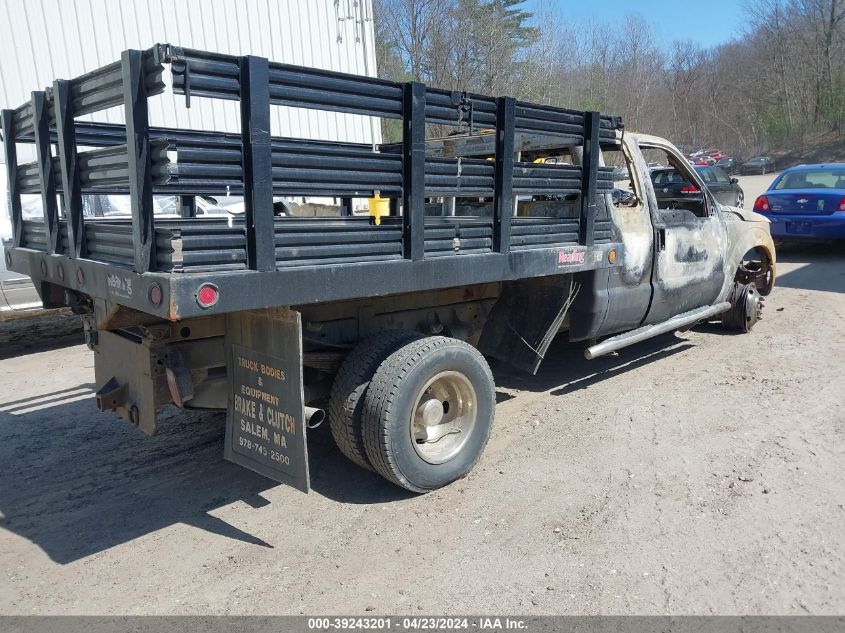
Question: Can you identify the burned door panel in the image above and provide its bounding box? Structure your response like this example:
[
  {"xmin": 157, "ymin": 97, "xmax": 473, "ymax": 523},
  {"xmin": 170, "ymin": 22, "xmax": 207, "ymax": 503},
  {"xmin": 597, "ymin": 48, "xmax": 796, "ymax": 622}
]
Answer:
[
  {"xmin": 597, "ymin": 147, "xmax": 657, "ymax": 335},
  {"xmin": 645, "ymin": 209, "xmax": 727, "ymax": 323},
  {"xmin": 569, "ymin": 143, "xmax": 654, "ymax": 341},
  {"xmin": 634, "ymin": 139, "xmax": 728, "ymax": 325}
]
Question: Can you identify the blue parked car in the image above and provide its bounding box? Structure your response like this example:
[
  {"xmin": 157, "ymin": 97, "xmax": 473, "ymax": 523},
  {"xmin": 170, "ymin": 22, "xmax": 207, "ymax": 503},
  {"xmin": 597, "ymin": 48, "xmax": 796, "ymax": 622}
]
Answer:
[{"xmin": 754, "ymin": 164, "xmax": 845, "ymax": 240}]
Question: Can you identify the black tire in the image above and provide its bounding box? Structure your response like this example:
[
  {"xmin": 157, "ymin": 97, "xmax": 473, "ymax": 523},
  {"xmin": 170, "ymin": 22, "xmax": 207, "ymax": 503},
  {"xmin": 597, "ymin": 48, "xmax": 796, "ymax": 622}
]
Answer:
[
  {"xmin": 362, "ymin": 336, "xmax": 496, "ymax": 493},
  {"xmin": 328, "ymin": 330, "xmax": 422, "ymax": 471},
  {"xmin": 737, "ymin": 192, "xmax": 744, "ymax": 208}
]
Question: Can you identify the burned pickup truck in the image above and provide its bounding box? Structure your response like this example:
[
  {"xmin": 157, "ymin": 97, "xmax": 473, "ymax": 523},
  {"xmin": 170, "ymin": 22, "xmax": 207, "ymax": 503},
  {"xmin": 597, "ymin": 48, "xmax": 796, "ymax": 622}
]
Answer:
[{"xmin": 1, "ymin": 45, "xmax": 775, "ymax": 493}]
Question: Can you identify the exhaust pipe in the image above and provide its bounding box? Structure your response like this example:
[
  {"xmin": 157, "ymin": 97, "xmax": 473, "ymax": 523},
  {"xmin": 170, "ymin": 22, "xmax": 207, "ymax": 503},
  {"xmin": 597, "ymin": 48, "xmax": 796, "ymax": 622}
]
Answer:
[
  {"xmin": 585, "ymin": 302, "xmax": 731, "ymax": 360},
  {"xmin": 304, "ymin": 406, "xmax": 326, "ymax": 429}
]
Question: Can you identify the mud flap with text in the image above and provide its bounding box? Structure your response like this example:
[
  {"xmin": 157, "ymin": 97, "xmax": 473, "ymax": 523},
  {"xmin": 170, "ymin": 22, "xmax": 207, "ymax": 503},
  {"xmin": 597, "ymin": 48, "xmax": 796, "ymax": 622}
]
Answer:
[{"xmin": 224, "ymin": 309, "xmax": 309, "ymax": 493}]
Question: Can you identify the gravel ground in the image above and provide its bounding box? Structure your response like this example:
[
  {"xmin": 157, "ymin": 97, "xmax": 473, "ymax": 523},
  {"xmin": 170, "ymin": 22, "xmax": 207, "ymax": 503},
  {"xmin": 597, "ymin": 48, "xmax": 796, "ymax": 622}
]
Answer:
[
  {"xmin": 736, "ymin": 173, "xmax": 778, "ymax": 207},
  {"xmin": 0, "ymin": 188, "xmax": 843, "ymax": 615}
]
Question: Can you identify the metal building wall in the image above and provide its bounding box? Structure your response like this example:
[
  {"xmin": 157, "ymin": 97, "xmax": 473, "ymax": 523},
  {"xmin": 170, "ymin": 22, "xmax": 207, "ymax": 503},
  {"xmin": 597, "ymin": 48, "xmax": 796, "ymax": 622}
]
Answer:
[
  {"xmin": 0, "ymin": 0, "xmax": 379, "ymax": 234},
  {"xmin": 0, "ymin": 0, "xmax": 379, "ymax": 146}
]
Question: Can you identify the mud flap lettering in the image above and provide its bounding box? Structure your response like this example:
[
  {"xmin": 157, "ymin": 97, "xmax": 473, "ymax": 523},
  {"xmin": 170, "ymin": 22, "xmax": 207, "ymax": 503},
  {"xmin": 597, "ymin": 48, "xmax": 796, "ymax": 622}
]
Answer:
[{"xmin": 224, "ymin": 309, "xmax": 309, "ymax": 492}]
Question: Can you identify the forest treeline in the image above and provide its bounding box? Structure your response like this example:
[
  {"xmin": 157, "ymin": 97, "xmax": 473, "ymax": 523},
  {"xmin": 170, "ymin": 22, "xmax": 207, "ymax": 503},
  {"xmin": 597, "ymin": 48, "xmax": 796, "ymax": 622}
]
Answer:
[{"xmin": 373, "ymin": 0, "xmax": 845, "ymax": 155}]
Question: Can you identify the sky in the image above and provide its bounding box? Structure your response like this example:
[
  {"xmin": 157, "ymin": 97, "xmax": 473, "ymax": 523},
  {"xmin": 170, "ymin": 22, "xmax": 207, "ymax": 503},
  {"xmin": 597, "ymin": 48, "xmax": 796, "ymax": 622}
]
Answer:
[{"xmin": 524, "ymin": 0, "xmax": 748, "ymax": 50}]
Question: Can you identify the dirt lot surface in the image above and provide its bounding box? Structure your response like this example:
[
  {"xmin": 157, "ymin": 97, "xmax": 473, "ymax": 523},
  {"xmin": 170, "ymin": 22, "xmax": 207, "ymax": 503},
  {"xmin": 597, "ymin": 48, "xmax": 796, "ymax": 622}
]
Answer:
[{"xmin": 1, "ymin": 186, "xmax": 843, "ymax": 615}]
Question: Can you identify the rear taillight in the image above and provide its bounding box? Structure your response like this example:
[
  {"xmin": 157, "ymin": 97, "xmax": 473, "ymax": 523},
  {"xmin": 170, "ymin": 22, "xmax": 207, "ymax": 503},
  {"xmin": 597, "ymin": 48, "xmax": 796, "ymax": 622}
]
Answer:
[
  {"xmin": 837, "ymin": 196, "xmax": 845, "ymax": 212},
  {"xmin": 680, "ymin": 185, "xmax": 700, "ymax": 194},
  {"xmin": 754, "ymin": 195, "xmax": 771, "ymax": 212},
  {"xmin": 196, "ymin": 283, "xmax": 220, "ymax": 308}
]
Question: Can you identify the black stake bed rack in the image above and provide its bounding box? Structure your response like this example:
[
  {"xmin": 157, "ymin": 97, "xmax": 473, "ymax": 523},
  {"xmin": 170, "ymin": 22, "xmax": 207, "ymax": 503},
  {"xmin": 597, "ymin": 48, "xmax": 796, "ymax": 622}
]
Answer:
[{"xmin": 2, "ymin": 44, "xmax": 624, "ymax": 321}]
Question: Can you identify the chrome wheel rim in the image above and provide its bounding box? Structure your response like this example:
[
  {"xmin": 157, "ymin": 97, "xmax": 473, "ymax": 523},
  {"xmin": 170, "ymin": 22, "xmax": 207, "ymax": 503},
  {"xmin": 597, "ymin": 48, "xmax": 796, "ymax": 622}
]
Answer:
[
  {"xmin": 744, "ymin": 284, "xmax": 764, "ymax": 329},
  {"xmin": 410, "ymin": 371, "xmax": 477, "ymax": 464}
]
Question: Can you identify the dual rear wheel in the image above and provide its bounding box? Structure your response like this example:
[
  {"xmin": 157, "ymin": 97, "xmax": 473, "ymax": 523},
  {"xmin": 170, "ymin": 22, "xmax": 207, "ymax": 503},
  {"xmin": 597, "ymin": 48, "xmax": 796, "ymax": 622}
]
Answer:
[{"xmin": 328, "ymin": 334, "xmax": 496, "ymax": 492}]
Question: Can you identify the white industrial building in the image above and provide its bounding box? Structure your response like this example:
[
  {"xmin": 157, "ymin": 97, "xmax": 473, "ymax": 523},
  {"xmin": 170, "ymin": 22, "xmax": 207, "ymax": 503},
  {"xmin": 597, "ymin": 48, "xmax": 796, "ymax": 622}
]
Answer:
[{"xmin": 0, "ymin": 0, "xmax": 379, "ymax": 236}]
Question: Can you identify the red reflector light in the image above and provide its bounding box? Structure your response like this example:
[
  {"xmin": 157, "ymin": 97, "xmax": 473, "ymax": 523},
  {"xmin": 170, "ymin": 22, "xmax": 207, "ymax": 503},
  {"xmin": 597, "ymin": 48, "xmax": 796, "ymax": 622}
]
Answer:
[
  {"xmin": 149, "ymin": 283, "xmax": 163, "ymax": 307},
  {"xmin": 838, "ymin": 196, "xmax": 845, "ymax": 212},
  {"xmin": 196, "ymin": 283, "xmax": 219, "ymax": 308},
  {"xmin": 680, "ymin": 185, "xmax": 700, "ymax": 194},
  {"xmin": 754, "ymin": 195, "xmax": 770, "ymax": 212}
]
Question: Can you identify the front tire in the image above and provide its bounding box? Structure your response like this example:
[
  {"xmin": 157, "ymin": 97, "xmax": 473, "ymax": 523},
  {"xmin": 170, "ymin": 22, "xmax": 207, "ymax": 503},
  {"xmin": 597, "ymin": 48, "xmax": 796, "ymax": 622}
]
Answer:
[{"xmin": 362, "ymin": 336, "xmax": 496, "ymax": 492}]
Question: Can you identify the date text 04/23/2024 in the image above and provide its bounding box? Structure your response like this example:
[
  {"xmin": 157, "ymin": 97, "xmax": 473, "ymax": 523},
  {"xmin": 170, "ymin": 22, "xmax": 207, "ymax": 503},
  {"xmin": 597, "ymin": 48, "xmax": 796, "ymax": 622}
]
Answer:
[{"xmin": 306, "ymin": 617, "xmax": 528, "ymax": 630}]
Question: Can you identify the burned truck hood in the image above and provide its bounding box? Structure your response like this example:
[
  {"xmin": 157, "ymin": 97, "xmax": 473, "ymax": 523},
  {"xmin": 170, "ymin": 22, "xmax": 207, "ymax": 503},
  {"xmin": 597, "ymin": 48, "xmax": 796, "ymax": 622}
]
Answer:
[{"xmin": 721, "ymin": 205, "xmax": 771, "ymax": 223}]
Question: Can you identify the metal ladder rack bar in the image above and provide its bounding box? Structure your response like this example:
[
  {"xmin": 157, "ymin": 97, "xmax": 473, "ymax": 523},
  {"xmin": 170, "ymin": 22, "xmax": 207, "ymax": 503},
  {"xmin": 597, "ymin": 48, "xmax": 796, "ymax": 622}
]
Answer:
[
  {"xmin": 493, "ymin": 97, "xmax": 516, "ymax": 254},
  {"xmin": 239, "ymin": 55, "xmax": 275, "ymax": 272},
  {"xmin": 180, "ymin": 195, "xmax": 197, "ymax": 218},
  {"xmin": 402, "ymin": 81, "xmax": 426, "ymax": 261},
  {"xmin": 579, "ymin": 111, "xmax": 601, "ymax": 247},
  {"xmin": 31, "ymin": 91, "xmax": 59, "ymax": 255},
  {"xmin": 53, "ymin": 79, "xmax": 85, "ymax": 259},
  {"xmin": 1, "ymin": 110, "xmax": 22, "ymax": 247},
  {"xmin": 121, "ymin": 50, "xmax": 156, "ymax": 273}
]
